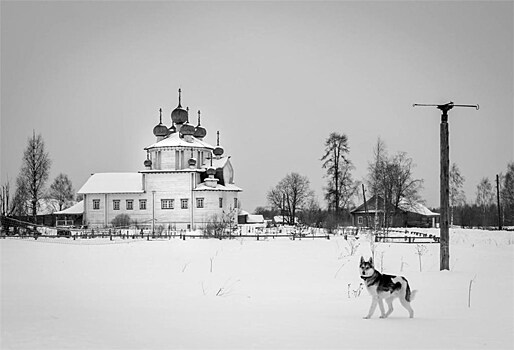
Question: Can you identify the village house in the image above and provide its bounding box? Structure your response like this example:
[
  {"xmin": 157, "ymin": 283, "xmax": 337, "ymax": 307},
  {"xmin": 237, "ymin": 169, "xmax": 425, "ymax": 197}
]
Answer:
[{"xmin": 351, "ymin": 195, "xmax": 439, "ymax": 228}]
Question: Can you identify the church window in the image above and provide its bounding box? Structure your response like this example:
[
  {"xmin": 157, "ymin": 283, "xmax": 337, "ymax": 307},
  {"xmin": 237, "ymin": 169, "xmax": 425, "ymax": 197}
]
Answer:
[
  {"xmin": 126, "ymin": 200, "xmax": 133, "ymax": 210},
  {"xmin": 219, "ymin": 197, "xmax": 223, "ymax": 208},
  {"xmin": 93, "ymin": 199, "xmax": 100, "ymax": 210},
  {"xmin": 161, "ymin": 199, "xmax": 174, "ymax": 209},
  {"xmin": 139, "ymin": 199, "xmax": 147, "ymax": 210},
  {"xmin": 358, "ymin": 216, "xmax": 363, "ymax": 225},
  {"xmin": 181, "ymin": 199, "xmax": 189, "ymax": 209},
  {"xmin": 196, "ymin": 198, "xmax": 204, "ymax": 208},
  {"xmin": 234, "ymin": 198, "xmax": 238, "ymax": 209},
  {"xmin": 113, "ymin": 200, "xmax": 120, "ymax": 210}
]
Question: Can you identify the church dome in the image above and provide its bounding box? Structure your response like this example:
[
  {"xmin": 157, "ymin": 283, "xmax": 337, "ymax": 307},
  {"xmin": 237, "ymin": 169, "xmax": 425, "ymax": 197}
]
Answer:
[
  {"xmin": 194, "ymin": 110, "xmax": 206, "ymax": 139},
  {"xmin": 188, "ymin": 157, "xmax": 197, "ymax": 167},
  {"xmin": 213, "ymin": 146, "xmax": 224, "ymax": 157},
  {"xmin": 194, "ymin": 126, "xmax": 206, "ymax": 139},
  {"xmin": 180, "ymin": 123, "xmax": 196, "ymax": 136},
  {"xmin": 171, "ymin": 88, "xmax": 189, "ymax": 125},
  {"xmin": 206, "ymin": 167, "xmax": 216, "ymax": 176},
  {"xmin": 153, "ymin": 108, "xmax": 168, "ymax": 137},
  {"xmin": 213, "ymin": 130, "xmax": 224, "ymax": 156},
  {"xmin": 153, "ymin": 124, "xmax": 168, "ymax": 137},
  {"xmin": 144, "ymin": 158, "xmax": 152, "ymax": 167}
]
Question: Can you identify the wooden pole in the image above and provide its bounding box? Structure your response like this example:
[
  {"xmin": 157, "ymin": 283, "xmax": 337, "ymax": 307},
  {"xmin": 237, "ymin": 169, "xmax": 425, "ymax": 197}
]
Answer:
[
  {"xmin": 439, "ymin": 107, "xmax": 450, "ymax": 271},
  {"xmin": 362, "ymin": 184, "xmax": 368, "ymax": 227},
  {"xmin": 496, "ymin": 174, "xmax": 502, "ymax": 230},
  {"xmin": 413, "ymin": 102, "xmax": 478, "ymax": 271}
]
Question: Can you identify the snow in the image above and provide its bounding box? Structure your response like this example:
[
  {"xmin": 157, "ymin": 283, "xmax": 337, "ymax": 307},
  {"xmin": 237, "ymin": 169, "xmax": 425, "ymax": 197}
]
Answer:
[
  {"xmin": 53, "ymin": 200, "xmax": 84, "ymax": 215},
  {"xmin": 1, "ymin": 229, "xmax": 513, "ymax": 349},
  {"xmin": 77, "ymin": 173, "xmax": 144, "ymax": 194},
  {"xmin": 145, "ymin": 132, "xmax": 215, "ymax": 150},
  {"xmin": 398, "ymin": 201, "xmax": 439, "ymax": 216},
  {"xmin": 194, "ymin": 182, "xmax": 243, "ymax": 192}
]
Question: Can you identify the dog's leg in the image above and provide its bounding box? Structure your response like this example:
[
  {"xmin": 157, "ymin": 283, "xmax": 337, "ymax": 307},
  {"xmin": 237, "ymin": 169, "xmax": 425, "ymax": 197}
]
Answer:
[
  {"xmin": 378, "ymin": 297, "xmax": 387, "ymax": 318},
  {"xmin": 399, "ymin": 296, "xmax": 414, "ymax": 318},
  {"xmin": 384, "ymin": 297, "xmax": 394, "ymax": 318},
  {"xmin": 364, "ymin": 297, "xmax": 378, "ymax": 319}
]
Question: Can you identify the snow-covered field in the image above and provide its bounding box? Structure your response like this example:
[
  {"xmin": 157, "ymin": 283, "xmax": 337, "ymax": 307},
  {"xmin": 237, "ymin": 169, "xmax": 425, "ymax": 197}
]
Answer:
[{"xmin": 1, "ymin": 229, "xmax": 513, "ymax": 349}]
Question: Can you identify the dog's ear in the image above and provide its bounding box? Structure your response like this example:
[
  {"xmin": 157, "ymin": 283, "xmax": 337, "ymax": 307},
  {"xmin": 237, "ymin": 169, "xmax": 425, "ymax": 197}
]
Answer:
[
  {"xmin": 360, "ymin": 256, "xmax": 365, "ymax": 264},
  {"xmin": 369, "ymin": 256, "xmax": 374, "ymax": 266}
]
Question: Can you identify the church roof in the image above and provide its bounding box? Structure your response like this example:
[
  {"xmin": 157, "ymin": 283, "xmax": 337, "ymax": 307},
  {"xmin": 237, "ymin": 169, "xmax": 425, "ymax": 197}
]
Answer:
[
  {"xmin": 194, "ymin": 183, "xmax": 242, "ymax": 192},
  {"xmin": 78, "ymin": 173, "xmax": 144, "ymax": 194},
  {"xmin": 204, "ymin": 156, "xmax": 230, "ymax": 168},
  {"xmin": 145, "ymin": 132, "xmax": 214, "ymax": 151}
]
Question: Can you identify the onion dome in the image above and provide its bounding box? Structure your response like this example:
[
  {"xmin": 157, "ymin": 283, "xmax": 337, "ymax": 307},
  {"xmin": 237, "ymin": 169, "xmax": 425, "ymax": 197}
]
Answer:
[
  {"xmin": 188, "ymin": 157, "xmax": 197, "ymax": 167},
  {"xmin": 171, "ymin": 88, "xmax": 189, "ymax": 124},
  {"xmin": 213, "ymin": 130, "xmax": 224, "ymax": 157},
  {"xmin": 213, "ymin": 146, "xmax": 224, "ymax": 157},
  {"xmin": 180, "ymin": 122, "xmax": 196, "ymax": 136},
  {"xmin": 144, "ymin": 152, "xmax": 152, "ymax": 168},
  {"xmin": 153, "ymin": 108, "xmax": 168, "ymax": 137},
  {"xmin": 193, "ymin": 110, "xmax": 207, "ymax": 139},
  {"xmin": 206, "ymin": 167, "xmax": 216, "ymax": 176}
]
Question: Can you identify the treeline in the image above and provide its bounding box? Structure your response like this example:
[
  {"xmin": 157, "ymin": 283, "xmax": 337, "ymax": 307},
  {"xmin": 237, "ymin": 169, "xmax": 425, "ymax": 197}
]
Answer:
[
  {"xmin": 260, "ymin": 131, "xmax": 513, "ymax": 230},
  {"xmin": 1, "ymin": 132, "xmax": 76, "ymax": 222},
  {"xmin": 261, "ymin": 134, "xmax": 424, "ymax": 229},
  {"xmin": 449, "ymin": 162, "xmax": 514, "ymax": 228}
]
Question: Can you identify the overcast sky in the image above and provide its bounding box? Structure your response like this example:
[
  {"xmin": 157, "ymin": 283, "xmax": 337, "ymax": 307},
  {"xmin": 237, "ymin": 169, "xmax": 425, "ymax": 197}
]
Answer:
[{"xmin": 1, "ymin": 1, "xmax": 513, "ymax": 212}]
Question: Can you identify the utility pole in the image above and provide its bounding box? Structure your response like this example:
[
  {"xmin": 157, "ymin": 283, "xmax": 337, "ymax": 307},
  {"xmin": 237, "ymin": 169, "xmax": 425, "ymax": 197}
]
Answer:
[
  {"xmin": 496, "ymin": 174, "xmax": 502, "ymax": 230},
  {"xmin": 362, "ymin": 184, "xmax": 369, "ymax": 227},
  {"xmin": 413, "ymin": 102, "xmax": 478, "ymax": 270}
]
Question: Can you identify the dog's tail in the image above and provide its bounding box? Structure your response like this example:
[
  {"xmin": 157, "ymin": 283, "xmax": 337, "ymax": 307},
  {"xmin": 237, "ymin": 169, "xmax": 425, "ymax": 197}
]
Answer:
[{"xmin": 403, "ymin": 277, "xmax": 417, "ymax": 302}]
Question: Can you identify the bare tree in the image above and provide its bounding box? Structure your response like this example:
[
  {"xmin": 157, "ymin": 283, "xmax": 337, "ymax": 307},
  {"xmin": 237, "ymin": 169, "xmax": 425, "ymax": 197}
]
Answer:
[
  {"xmin": 449, "ymin": 163, "xmax": 466, "ymax": 226},
  {"xmin": 476, "ymin": 177, "xmax": 494, "ymax": 228},
  {"xmin": 204, "ymin": 209, "xmax": 237, "ymax": 238},
  {"xmin": 368, "ymin": 138, "xmax": 387, "ymax": 232},
  {"xmin": 321, "ymin": 133, "xmax": 358, "ymax": 219},
  {"xmin": 1, "ymin": 178, "xmax": 17, "ymax": 216},
  {"xmin": 16, "ymin": 132, "xmax": 51, "ymax": 221},
  {"xmin": 49, "ymin": 173, "xmax": 74, "ymax": 211},
  {"xmin": 267, "ymin": 172, "xmax": 313, "ymax": 225},
  {"xmin": 501, "ymin": 162, "xmax": 514, "ymax": 226},
  {"xmin": 367, "ymin": 139, "xmax": 423, "ymax": 229}
]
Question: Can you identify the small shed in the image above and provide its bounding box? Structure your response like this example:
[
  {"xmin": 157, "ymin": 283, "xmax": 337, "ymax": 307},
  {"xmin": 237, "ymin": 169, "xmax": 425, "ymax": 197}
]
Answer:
[{"xmin": 54, "ymin": 200, "xmax": 84, "ymax": 227}]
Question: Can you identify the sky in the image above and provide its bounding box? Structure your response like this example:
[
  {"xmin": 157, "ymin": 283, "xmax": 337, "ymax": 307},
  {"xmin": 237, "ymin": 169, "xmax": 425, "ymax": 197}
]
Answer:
[{"xmin": 1, "ymin": 1, "xmax": 513, "ymax": 213}]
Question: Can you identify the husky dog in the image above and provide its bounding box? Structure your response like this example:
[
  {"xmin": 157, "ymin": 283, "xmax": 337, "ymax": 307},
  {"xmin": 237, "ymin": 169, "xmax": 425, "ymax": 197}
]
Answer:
[{"xmin": 359, "ymin": 256, "xmax": 416, "ymax": 319}]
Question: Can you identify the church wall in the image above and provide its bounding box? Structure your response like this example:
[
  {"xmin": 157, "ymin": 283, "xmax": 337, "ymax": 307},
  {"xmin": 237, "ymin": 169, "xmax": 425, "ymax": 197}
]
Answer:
[
  {"xmin": 84, "ymin": 192, "xmax": 152, "ymax": 228},
  {"xmin": 192, "ymin": 190, "xmax": 240, "ymax": 228},
  {"xmin": 83, "ymin": 171, "xmax": 239, "ymax": 230}
]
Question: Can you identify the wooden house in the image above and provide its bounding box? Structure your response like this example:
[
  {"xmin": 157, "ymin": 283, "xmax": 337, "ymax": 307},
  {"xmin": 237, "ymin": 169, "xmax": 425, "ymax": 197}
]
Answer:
[{"xmin": 350, "ymin": 195, "xmax": 439, "ymax": 228}]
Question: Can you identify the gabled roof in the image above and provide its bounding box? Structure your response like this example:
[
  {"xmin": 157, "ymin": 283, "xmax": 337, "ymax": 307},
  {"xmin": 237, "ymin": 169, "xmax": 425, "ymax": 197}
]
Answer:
[
  {"xmin": 351, "ymin": 195, "xmax": 438, "ymax": 217},
  {"xmin": 399, "ymin": 201, "xmax": 439, "ymax": 216},
  {"xmin": 78, "ymin": 173, "xmax": 144, "ymax": 194},
  {"xmin": 54, "ymin": 200, "xmax": 84, "ymax": 215},
  {"xmin": 145, "ymin": 132, "xmax": 214, "ymax": 150}
]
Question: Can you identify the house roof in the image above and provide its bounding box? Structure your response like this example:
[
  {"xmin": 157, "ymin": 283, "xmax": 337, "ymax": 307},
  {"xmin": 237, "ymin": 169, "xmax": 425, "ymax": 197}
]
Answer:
[
  {"xmin": 399, "ymin": 201, "xmax": 439, "ymax": 216},
  {"xmin": 145, "ymin": 132, "xmax": 214, "ymax": 150},
  {"xmin": 247, "ymin": 214, "xmax": 265, "ymax": 224},
  {"xmin": 54, "ymin": 200, "xmax": 84, "ymax": 215},
  {"xmin": 78, "ymin": 173, "xmax": 144, "ymax": 194},
  {"xmin": 351, "ymin": 195, "xmax": 438, "ymax": 217}
]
